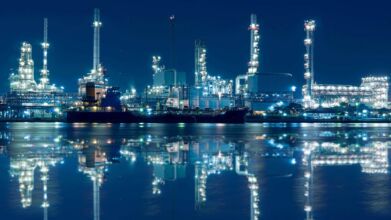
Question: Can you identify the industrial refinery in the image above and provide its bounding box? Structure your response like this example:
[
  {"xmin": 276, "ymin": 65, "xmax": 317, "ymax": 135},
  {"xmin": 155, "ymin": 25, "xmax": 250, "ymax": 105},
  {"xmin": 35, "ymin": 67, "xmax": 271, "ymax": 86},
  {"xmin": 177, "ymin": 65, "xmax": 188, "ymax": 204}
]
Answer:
[
  {"xmin": 302, "ymin": 20, "xmax": 389, "ymax": 109},
  {"xmin": 0, "ymin": 9, "xmax": 390, "ymax": 122}
]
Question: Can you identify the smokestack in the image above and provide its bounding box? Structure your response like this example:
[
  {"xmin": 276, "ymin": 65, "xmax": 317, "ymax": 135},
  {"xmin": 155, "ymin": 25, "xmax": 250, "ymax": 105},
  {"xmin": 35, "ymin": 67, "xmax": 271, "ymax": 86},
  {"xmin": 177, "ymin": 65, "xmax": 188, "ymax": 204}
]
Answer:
[
  {"xmin": 40, "ymin": 18, "xmax": 50, "ymax": 87},
  {"xmin": 93, "ymin": 8, "xmax": 102, "ymax": 71}
]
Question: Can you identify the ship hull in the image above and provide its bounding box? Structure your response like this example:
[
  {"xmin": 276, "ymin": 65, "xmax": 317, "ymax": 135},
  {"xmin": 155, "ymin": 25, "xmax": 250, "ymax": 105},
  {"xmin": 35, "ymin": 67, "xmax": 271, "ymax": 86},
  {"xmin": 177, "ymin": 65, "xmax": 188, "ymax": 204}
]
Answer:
[{"xmin": 66, "ymin": 109, "xmax": 247, "ymax": 124}]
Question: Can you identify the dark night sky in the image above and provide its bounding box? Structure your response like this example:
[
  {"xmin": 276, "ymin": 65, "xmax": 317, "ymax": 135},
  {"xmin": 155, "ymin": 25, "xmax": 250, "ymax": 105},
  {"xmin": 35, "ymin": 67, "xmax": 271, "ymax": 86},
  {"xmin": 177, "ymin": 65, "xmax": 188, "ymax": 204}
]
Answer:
[{"xmin": 1, "ymin": 0, "xmax": 391, "ymax": 94}]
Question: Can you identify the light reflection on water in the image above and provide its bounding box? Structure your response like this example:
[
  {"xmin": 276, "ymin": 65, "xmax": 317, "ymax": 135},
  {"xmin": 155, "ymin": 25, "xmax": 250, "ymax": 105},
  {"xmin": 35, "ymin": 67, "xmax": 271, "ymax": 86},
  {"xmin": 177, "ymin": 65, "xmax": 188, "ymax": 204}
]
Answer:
[{"xmin": 0, "ymin": 123, "xmax": 390, "ymax": 220}]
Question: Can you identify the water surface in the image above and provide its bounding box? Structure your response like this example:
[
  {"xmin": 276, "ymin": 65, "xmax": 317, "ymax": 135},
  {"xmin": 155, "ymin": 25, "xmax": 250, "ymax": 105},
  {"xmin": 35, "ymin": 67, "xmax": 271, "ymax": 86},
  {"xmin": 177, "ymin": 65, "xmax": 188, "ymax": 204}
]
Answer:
[{"xmin": 0, "ymin": 122, "xmax": 390, "ymax": 220}]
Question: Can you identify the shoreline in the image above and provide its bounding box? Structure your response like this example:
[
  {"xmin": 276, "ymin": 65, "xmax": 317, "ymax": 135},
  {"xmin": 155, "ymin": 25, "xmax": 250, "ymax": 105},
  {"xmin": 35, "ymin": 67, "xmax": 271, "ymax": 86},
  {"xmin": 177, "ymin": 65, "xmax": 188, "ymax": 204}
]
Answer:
[{"xmin": 0, "ymin": 118, "xmax": 390, "ymax": 123}]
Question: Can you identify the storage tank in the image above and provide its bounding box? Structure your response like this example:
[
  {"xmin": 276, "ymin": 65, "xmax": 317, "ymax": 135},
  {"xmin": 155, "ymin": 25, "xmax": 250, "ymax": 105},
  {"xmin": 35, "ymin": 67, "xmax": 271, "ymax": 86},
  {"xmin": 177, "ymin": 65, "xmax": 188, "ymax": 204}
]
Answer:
[{"xmin": 248, "ymin": 73, "xmax": 294, "ymax": 93}]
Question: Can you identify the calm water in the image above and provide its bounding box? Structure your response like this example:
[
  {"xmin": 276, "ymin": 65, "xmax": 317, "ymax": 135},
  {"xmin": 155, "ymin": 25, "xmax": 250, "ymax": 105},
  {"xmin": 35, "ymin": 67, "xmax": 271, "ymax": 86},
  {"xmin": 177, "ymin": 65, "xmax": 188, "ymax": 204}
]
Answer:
[{"xmin": 0, "ymin": 123, "xmax": 390, "ymax": 220}]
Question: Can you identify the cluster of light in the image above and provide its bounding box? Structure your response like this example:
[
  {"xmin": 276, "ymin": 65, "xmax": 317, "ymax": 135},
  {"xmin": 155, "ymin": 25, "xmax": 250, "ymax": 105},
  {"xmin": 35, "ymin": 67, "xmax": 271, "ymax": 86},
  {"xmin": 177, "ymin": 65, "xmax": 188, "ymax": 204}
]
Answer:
[
  {"xmin": 194, "ymin": 40, "xmax": 233, "ymax": 97},
  {"xmin": 78, "ymin": 149, "xmax": 107, "ymax": 220},
  {"xmin": 120, "ymin": 88, "xmax": 137, "ymax": 101},
  {"xmin": 360, "ymin": 76, "xmax": 389, "ymax": 109},
  {"xmin": 39, "ymin": 18, "xmax": 51, "ymax": 90},
  {"xmin": 305, "ymin": 75, "xmax": 389, "ymax": 109},
  {"xmin": 194, "ymin": 149, "xmax": 259, "ymax": 217},
  {"xmin": 248, "ymin": 175, "xmax": 260, "ymax": 220},
  {"xmin": 195, "ymin": 161, "xmax": 208, "ymax": 203},
  {"xmin": 201, "ymin": 75, "xmax": 233, "ymax": 97},
  {"xmin": 301, "ymin": 140, "xmax": 390, "ymax": 218},
  {"xmin": 302, "ymin": 19, "xmax": 389, "ymax": 109},
  {"xmin": 303, "ymin": 20, "xmax": 316, "ymax": 107},
  {"xmin": 248, "ymin": 14, "xmax": 260, "ymax": 75},
  {"xmin": 235, "ymin": 74, "xmax": 249, "ymax": 95},
  {"xmin": 10, "ymin": 42, "xmax": 37, "ymax": 92},
  {"xmin": 145, "ymin": 85, "xmax": 170, "ymax": 96},
  {"xmin": 152, "ymin": 56, "xmax": 165, "ymax": 75},
  {"xmin": 147, "ymin": 155, "xmax": 165, "ymax": 165},
  {"xmin": 195, "ymin": 40, "xmax": 208, "ymax": 86},
  {"xmin": 10, "ymin": 156, "xmax": 63, "ymax": 209},
  {"xmin": 10, "ymin": 25, "xmax": 63, "ymax": 94},
  {"xmin": 304, "ymin": 141, "xmax": 388, "ymax": 173},
  {"xmin": 119, "ymin": 149, "xmax": 137, "ymax": 162}
]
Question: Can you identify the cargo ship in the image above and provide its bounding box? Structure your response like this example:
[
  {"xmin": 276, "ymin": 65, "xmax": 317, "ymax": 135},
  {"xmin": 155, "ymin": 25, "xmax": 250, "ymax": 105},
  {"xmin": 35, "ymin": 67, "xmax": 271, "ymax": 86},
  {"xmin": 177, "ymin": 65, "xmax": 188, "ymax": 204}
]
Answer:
[
  {"xmin": 67, "ymin": 86, "xmax": 248, "ymax": 123},
  {"xmin": 66, "ymin": 108, "xmax": 248, "ymax": 123}
]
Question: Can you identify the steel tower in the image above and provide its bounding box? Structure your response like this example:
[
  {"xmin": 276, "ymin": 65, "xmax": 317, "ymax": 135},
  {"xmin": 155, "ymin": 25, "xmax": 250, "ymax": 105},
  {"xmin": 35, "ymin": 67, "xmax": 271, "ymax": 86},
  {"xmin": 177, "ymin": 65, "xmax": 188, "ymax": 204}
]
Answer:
[
  {"xmin": 304, "ymin": 20, "xmax": 316, "ymax": 99},
  {"xmin": 93, "ymin": 8, "xmax": 102, "ymax": 72},
  {"xmin": 39, "ymin": 18, "xmax": 50, "ymax": 88},
  {"xmin": 247, "ymin": 14, "xmax": 260, "ymax": 75},
  {"xmin": 194, "ymin": 40, "xmax": 207, "ymax": 87}
]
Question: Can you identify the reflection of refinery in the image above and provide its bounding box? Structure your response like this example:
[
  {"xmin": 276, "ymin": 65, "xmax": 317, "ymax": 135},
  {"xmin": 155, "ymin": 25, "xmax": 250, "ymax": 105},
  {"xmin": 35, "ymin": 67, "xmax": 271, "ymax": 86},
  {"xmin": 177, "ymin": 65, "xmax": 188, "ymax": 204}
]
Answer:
[
  {"xmin": 2, "ymin": 126, "xmax": 391, "ymax": 219},
  {"xmin": 70, "ymin": 138, "xmax": 118, "ymax": 220},
  {"xmin": 301, "ymin": 140, "xmax": 389, "ymax": 220},
  {"xmin": 5, "ymin": 131, "xmax": 68, "ymax": 220},
  {"xmin": 194, "ymin": 150, "xmax": 260, "ymax": 220},
  {"xmin": 120, "ymin": 137, "xmax": 260, "ymax": 220}
]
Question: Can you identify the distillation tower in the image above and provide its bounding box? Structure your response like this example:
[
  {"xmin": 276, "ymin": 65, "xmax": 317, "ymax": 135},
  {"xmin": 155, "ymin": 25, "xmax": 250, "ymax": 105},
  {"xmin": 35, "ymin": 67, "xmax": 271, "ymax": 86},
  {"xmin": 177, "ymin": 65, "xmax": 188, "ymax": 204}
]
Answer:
[
  {"xmin": 235, "ymin": 14, "xmax": 260, "ymax": 95},
  {"xmin": 194, "ymin": 40, "xmax": 233, "ymax": 97},
  {"xmin": 9, "ymin": 42, "xmax": 37, "ymax": 92},
  {"xmin": 195, "ymin": 40, "xmax": 208, "ymax": 87},
  {"xmin": 247, "ymin": 14, "xmax": 260, "ymax": 75},
  {"xmin": 302, "ymin": 20, "xmax": 316, "ymax": 106},
  {"xmin": 38, "ymin": 18, "xmax": 50, "ymax": 90},
  {"xmin": 9, "ymin": 18, "xmax": 62, "ymax": 93}
]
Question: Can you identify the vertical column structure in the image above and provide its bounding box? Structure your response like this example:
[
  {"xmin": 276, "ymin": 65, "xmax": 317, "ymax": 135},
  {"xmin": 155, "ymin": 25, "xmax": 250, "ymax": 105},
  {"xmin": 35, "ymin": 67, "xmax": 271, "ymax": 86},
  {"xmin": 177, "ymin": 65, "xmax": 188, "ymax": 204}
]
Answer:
[
  {"xmin": 194, "ymin": 161, "xmax": 207, "ymax": 208},
  {"xmin": 93, "ymin": 8, "xmax": 102, "ymax": 74},
  {"xmin": 40, "ymin": 18, "xmax": 50, "ymax": 88},
  {"xmin": 93, "ymin": 177, "xmax": 100, "ymax": 220},
  {"xmin": 304, "ymin": 20, "xmax": 316, "ymax": 101},
  {"xmin": 18, "ymin": 42, "xmax": 37, "ymax": 91},
  {"xmin": 303, "ymin": 142, "xmax": 315, "ymax": 220},
  {"xmin": 40, "ymin": 165, "xmax": 49, "ymax": 220},
  {"xmin": 169, "ymin": 15, "xmax": 176, "ymax": 69},
  {"xmin": 194, "ymin": 40, "xmax": 207, "ymax": 87},
  {"xmin": 247, "ymin": 14, "xmax": 260, "ymax": 75}
]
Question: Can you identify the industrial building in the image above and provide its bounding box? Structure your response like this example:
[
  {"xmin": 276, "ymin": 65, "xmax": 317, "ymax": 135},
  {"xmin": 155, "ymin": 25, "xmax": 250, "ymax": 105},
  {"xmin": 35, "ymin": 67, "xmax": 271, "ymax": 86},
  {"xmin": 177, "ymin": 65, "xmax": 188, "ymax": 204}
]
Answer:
[
  {"xmin": 142, "ymin": 15, "xmax": 192, "ymax": 110},
  {"xmin": 301, "ymin": 20, "xmax": 389, "ymax": 109},
  {"xmin": 144, "ymin": 55, "xmax": 189, "ymax": 109},
  {"xmin": 78, "ymin": 9, "xmax": 109, "ymax": 105},
  {"xmin": 152, "ymin": 56, "xmax": 186, "ymax": 87},
  {"xmin": 234, "ymin": 14, "xmax": 295, "ymax": 111},
  {"xmin": 2, "ymin": 18, "xmax": 72, "ymax": 119},
  {"xmin": 235, "ymin": 14, "xmax": 260, "ymax": 96},
  {"xmin": 192, "ymin": 40, "xmax": 234, "ymax": 109},
  {"xmin": 244, "ymin": 73, "xmax": 295, "ymax": 111}
]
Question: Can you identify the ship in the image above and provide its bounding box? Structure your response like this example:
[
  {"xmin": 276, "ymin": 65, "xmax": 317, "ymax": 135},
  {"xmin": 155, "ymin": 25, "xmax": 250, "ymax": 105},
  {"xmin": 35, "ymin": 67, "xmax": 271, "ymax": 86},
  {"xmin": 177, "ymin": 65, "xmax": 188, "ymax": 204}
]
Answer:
[{"xmin": 66, "ymin": 108, "xmax": 248, "ymax": 124}]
